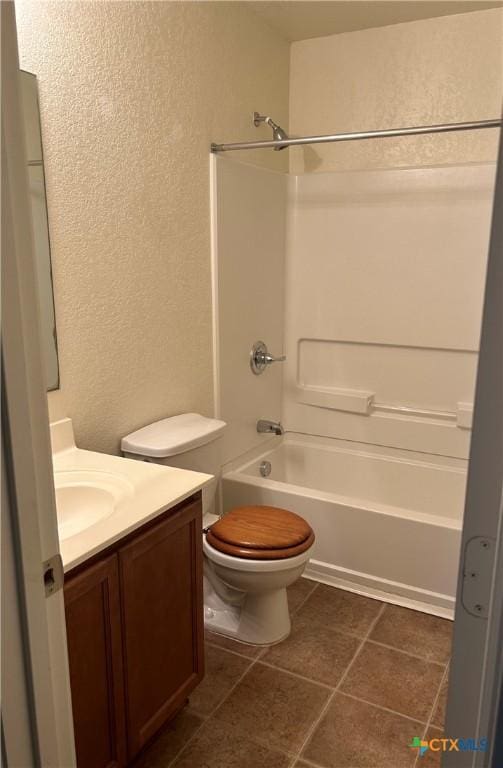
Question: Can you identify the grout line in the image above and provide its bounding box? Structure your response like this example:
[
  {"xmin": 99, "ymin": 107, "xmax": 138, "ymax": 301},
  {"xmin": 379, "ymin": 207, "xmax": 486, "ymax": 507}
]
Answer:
[
  {"xmin": 336, "ymin": 690, "xmax": 427, "ymax": 726},
  {"xmin": 256, "ymin": 659, "xmax": 336, "ymax": 691},
  {"xmin": 290, "ymin": 602, "xmax": 387, "ymax": 766},
  {"xmin": 198, "ymin": 654, "xmax": 259, "ymax": 719},
  {"xmin": 165, "ymin": 710, "xmax": 206, "ymax": 767},
  {"xmin": 201, "ymin": 651, "xmax": 300, "ymax": 763},
  {"xmin": 335, "ymin": 602, "xmax": 387, "ymax": 691},
  {"xmin": 425, "ymin": 661, "xmax": 449, "ymax": 733},
  {"xmin": 205, "ymin": 638, "xmax": 264, "ymax": 661},
  {"xmin": 167, "ymin": 653, "xmax": 260, "ymax": 767},
  {"xmin": 256, "ymin": 642, "xmax": 273, "ymax": 661},
  {"xmin": 365, "ymin": 638, "xmax": 448, "ymax": 667},
  {"xmin": 293, "ymin": 757, "xmax": 331, "ymax": 768},
  {"xmin": 413, "ymin": 663, "xmax": 449, "ymax": 768},
  {"xmin": 290, "ymin": 580, "xmax": 319, "ymax": 616}
]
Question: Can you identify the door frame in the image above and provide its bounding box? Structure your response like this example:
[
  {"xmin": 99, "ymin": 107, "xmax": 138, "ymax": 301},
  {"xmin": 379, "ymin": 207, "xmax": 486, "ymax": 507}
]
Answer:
[
  {"xmin": 1, "ymin": 2, "xmax": 76, "ymax": 765},
  {"xmin": 445, "ymin": 132, "xmax": 503, "ymax": 765}
]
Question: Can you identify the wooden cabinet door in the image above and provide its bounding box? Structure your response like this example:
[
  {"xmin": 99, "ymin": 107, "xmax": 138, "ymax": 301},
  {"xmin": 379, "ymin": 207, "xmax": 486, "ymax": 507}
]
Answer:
[
  {"xmin": 64, "ymin": 554, "xmax": 127, "ymax": 768},
  {"xmin": 119, "ymin": 498, "xmax": 204, "ymax": 759}
]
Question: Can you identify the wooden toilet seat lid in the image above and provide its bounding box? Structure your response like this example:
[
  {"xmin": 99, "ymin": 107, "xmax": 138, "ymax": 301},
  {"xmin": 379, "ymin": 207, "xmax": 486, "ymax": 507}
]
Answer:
[{"xmin": 206, "ymin": 506, "xmax": 315, "ymax": 560}]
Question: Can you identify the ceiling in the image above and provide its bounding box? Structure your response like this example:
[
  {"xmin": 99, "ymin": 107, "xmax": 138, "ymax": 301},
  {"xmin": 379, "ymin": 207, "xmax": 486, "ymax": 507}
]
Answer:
[{"xmin": 248, "ymin": 1, "xmax": 503, "ymax": 42}]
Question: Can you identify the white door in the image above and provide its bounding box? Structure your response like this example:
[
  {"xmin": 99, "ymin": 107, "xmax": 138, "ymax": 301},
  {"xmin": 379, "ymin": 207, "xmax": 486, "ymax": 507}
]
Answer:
[
  {"xmin": 444, "ymin": 134, "xmax": 503, "ymax": 766},
  {"xmin": 1, "ymin": 3, "xmax": 76, "ymax": 765}
]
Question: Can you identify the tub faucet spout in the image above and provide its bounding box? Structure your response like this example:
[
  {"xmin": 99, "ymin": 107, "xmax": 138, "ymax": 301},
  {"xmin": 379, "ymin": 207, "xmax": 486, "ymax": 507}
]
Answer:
[{"xmin": 257, "ymin": 419, "xmax": 284, "ymax": 436}]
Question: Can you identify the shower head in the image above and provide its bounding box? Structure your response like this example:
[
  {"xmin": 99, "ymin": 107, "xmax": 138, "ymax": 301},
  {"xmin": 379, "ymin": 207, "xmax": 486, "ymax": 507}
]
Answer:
[{"xmin": 253, "ymin": 111, "xmax": 289, "ymax": 150}]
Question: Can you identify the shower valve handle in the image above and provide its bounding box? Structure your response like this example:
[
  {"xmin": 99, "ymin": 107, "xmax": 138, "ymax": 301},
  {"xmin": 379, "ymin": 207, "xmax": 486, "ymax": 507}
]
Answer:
[
  {"xmin": 263, "ymin": 352, "xmax": 286, "ymax": 365},
  {"xmin": 250, "ymin": 341, "xmax": 286, "ymax": 375}
]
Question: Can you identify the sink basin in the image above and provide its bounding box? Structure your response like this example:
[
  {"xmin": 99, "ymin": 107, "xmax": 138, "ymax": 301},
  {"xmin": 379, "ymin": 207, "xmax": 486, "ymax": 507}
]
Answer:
[
  {"xmin": 54, "ymin": 470, "xmax": 134, "ymax": 541},
  {"xmin": 56, "ymin": 486, "xmax": 115, "ymax": 540}
]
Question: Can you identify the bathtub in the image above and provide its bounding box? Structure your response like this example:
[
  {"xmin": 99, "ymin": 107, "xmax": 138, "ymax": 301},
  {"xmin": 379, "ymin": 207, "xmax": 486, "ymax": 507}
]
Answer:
[{"xmin": 222, "ymin": 434, "xmax": 466, "ymax": 618}]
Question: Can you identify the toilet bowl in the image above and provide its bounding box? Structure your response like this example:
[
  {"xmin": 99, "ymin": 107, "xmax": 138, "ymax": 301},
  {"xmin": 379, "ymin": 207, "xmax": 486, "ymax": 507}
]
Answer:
[
  {"xmin": 122, "ymin": 414, "xmax": 314, "ymax": 645},
  {"xmin": 203, "ymin": 506, "xmax": 314, "ymax": 644}
]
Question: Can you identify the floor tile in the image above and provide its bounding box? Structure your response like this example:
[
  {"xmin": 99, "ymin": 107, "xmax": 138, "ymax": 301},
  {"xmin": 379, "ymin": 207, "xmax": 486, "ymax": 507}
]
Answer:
[
  {"xmin": 134, "ymin": 707, "xmax": 203, "ymax": 767},
  {"xmin": 370, "ymin": 604, "xmax": 453, "ymax": 663},
  {"xmin": 137, "ymin": 596, "xmax": 454, "ymax": 768},
  {"xmin": 214, "ymin": 662, "xmax": 331, "ymax": 753},
  {"xmin": 297, "ymin": 585, "xmax": 383, "ymax": 637},
  {"xmin": 431, "ymin": 673, "xmax": 449, "ymax": 728},
  {"xmin": 302, "ymin": 693, "xmax": 420, "ymax": 768},
  {"xmin": 172, "ymin": 719, "xmax": 291, "ymax": 768},
  {"xmin": 262, "ymin": 616, "xmax": 360, "ymax": 686},
  {"xmin": 188, "ymin": 645, "xmax": 252, "ymax": 717},
  {"xmin": 288, "ymin": 577, "xmax": 317, "ymax": 613},
  {"xmin": 340, "ymin": 641, "xmax": 444, "ymax": 721},
  {"xmin": 205, "ymin": 630, "xmax": 264, "ymax": 658}
]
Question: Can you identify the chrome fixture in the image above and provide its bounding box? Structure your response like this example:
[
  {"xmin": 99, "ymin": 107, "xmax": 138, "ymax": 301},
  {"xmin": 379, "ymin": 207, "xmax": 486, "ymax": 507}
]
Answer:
[
  {"xmin": 260, "ymin": 461, "xmax": 272, "ymax": 478},
  {"xmin": 250, "ymin": 340, "xmax": 286, "ymax": 375},
  {"xmin": 211, "ymin": 118, "xmax": 501, "ymax": 153},
  {"xmin": 257, "ymin": 419, "xmax": 284, "ymax": 436},
  {"xmin": 253, "ymin": 111, "xmax": 289, "ymax": 150}
]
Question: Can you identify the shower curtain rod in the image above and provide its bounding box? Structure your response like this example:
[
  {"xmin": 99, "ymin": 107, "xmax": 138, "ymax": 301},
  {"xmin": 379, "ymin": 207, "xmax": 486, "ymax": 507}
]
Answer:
[{"xmin": 210, "ymin": 118, "xmax": 501, "ymax": 152}]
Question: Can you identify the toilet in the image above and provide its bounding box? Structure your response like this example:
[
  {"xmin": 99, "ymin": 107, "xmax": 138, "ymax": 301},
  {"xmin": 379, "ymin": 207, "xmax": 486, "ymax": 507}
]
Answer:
[{"xmin": 122, "ymin": 413, "xmax": 315, "ymax": 645}]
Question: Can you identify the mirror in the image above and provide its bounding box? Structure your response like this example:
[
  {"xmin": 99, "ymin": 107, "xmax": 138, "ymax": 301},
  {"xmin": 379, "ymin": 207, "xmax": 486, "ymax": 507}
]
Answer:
[{"xmin": 19, "ymin": 70, "xmax": 59, "ymax": 391}]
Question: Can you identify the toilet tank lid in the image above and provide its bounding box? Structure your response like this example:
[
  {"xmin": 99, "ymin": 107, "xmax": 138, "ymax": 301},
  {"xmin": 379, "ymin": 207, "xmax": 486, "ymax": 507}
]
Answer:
[{"xmin": 121, "ymin": 413, "xmax": 226, "ymax": 458}]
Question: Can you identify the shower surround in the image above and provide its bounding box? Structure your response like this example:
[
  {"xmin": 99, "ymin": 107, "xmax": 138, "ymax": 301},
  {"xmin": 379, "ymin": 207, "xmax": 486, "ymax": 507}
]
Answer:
[{"xmin": 211, "ymin": 155, "xmax": 496, "ymax": 617}]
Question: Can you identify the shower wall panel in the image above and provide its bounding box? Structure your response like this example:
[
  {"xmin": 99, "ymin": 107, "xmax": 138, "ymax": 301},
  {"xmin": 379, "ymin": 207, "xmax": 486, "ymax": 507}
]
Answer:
[
  {"xmin": 283, "ymin": 163, "xmax": 496, "ymax": 458},
  {"xmin": 212, "ymin": 156, "xmax": 287, "ymax": 464}
]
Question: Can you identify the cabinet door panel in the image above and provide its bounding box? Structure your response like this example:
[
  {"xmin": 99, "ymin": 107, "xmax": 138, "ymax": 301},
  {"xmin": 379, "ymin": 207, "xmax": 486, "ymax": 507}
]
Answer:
[
  {"xmin": 64, "ymin": 554, "xmax": 126, "ymax": 768},
  {"xmin": 119, "ymin": 499, "xmax": 203, "ymax": 759}
]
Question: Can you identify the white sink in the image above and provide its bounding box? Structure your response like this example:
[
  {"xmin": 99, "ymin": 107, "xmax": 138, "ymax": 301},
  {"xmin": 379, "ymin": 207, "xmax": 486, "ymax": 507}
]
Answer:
[
  {"xmin": 51, "ymin": 418, "xmax": 212, "ymax": 572},
  {"xmin": 54, "ymin": 470, "xmax": 134, "ymax": 541}
]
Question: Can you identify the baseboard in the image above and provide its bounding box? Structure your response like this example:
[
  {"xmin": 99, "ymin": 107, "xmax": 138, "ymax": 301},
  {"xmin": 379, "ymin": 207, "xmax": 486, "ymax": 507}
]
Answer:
[{"xmin": 303, "ymin": 559, "xmax": 455, "ymax": 620}]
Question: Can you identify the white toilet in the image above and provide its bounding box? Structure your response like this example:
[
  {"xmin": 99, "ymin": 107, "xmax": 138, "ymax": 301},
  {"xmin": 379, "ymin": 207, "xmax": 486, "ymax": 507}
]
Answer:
[{"xmin": 122, "ymin": 413, "xmax": 314, "ymax": 645}]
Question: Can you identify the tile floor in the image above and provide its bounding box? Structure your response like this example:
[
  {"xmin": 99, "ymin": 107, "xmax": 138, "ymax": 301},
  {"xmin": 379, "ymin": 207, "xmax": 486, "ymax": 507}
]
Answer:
[{"xmin": 135, "ymin": 579, "xmax": 452, "ymax": 768}]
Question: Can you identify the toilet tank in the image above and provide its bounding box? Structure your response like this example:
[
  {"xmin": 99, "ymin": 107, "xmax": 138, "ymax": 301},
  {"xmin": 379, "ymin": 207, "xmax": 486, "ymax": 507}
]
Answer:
[{"xmin": 121, "ymin": 413, "xmax": 226, "ymax": 514}]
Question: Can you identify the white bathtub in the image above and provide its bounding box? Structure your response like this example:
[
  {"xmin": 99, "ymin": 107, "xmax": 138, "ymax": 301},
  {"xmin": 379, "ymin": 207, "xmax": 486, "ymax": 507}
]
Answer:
[{"xmin": 222, "ymin": 434, "xmax": 466, "ymax": 618}]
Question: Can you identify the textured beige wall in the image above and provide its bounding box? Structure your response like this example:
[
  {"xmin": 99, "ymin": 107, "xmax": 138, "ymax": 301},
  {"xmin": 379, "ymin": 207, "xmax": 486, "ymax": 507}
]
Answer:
[
  {"xmin": 290, "ymin": 9, "xmax": 503, "ymax": 173},
  {"xmin": 15, "ymin": 1, "xmax": 289, "ymax": 455}
]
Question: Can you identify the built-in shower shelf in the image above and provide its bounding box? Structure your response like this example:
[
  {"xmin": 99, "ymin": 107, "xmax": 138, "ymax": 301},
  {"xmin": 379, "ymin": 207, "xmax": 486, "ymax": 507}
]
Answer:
[
  {"xmin": 295, "ymin": 384, "xmax": 473, "ymax": 429},
  {"xmin": 295, "ymin": 385, "xmax": 374, "ymax": 415}
]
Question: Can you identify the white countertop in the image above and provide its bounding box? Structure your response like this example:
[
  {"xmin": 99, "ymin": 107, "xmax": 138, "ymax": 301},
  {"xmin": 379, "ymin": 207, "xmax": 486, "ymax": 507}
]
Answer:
[{"xmin": 51, "ymin": 419, "xmax": 212, "ymax": 573}]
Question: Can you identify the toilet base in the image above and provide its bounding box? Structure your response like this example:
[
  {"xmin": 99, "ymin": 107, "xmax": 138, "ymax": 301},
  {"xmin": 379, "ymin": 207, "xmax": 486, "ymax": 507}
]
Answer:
[{"xmin": 204, "ymin": 575, "xmax": 291, "ymax": 645}]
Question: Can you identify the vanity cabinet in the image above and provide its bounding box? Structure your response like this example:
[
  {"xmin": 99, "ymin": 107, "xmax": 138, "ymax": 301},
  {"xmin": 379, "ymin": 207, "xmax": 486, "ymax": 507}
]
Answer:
[
  {"xmin": 64, "ymin": 493, "xmax": 204, "ymax": 767},
  {"xmin": 119, "ymin": 498, "xmax": 204, "ymax": 756},
  {"xmin": 65, "ymin": 554, "xmax": 126, "ymax": 768}
]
